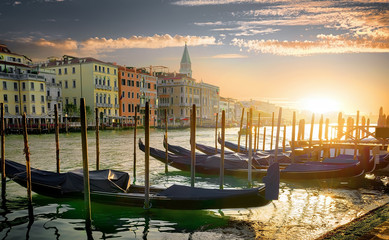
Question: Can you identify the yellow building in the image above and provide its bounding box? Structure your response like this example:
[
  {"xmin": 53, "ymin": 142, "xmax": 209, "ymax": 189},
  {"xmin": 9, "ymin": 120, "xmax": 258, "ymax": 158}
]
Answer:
[
  {"xmin": 40, "ymin": 55, "xmax": 119, "ymax": 123},
  {"xmin": 0, "ymin": 44, "xmax": 47, "ymax": 121}
]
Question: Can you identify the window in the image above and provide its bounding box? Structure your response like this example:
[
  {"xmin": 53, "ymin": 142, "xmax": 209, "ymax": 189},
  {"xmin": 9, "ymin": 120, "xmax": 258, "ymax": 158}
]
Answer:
[
  {"xmin": 128, "ymin": 80, "xmax": 131, "ymax": 86},
  {"xmin": 23, "ymin": 105, "xmax": 27, "ymax": 114},
  {"xmin": 121, "ymin": 72, "xmax": 124, "ymax": 76},
  {"xmin": 32, "ymin": 105, "xmax": 36, "ymax": 114},
  {"xmin": 96, "ymin": 94, "xmax": 98, "ymax": 103},
  {"xmin": 41, "ymin": 95, "xmax": 45, "ymax": 103},
  {"xmin": 72, "ymin": 67, "xmax": 76, "ymax": 74},
  {"xmin": 30, "ymin": 82, "xmax": 34, "ymax": 90},
  {"xmin": 64, "ymin": 68, "xmax": 67, "ymax": 74},
  {"xmin": 95, "ymin": 65, "xmax": 97, "ymax": 71},
  {"xmin": 31, "ymin": 95, "xmax": 35, "ymax": 102},
  {"xmin": 14, "ymin": 95, "xmax": 18, "ymax": 103},
  {"xmin": 4, "ymin": 105, "xmax": 8, "ymax": 113},
  {"xmin": 128, "ymin": 92, "xmax": 131, "ymax": 98},
  {"xmin": 102, "ymin": 67, "xmax": 105, "ymax": 73},
  {"xmin": 132, "ymin": 80, "xmax": 134, "ymax": 86},
  {"xmin": 65, "ymin": 80, "xmax": 68, "ymax": 88},
  {"xmin": 65, "ymin": 98, "xmax": 69, "ymax": 105},
  {"xmin": 132, "ymin": 92, "xmax": 134, "ymax": 98},
  {"xmin": 136, "ymin": 81, "xmax": 139, "ymax": 87},
  {"xmin": 122, "ymin": 104, "xmax": 125, "ymax": 112},
  {"xmin": 114, "ymin": 69, "xmax": 116, "ymax": 75},
  {"xmin": 41, "ymin": 106, "xmax": 45, "ymax": 113},
  {"xmin": 107, "ymin": 68, "xmax": 110, "ymax": 74},
  {"xmin": 137, "ymin": 93, "xmax": 139, "ymax": 99},
  {"xmin": 23, "ymin": 95, "xmax": 26, "ymax": 102},
  {"xmin": 15, "ymin": 106, "xmax": 19, "ymax": 114},
  {"xmin": 40, "ymin": 83, "xmax": 44, "ymax": 91},
  {"xmin": 73, "ymin": 98, "xmax": 77, "ymax": 105},
  {"xmin": 72, "ymin": 80, "xmax": 76, "ymax": 88},
  {"xmin": 22, "ymin": 82, "xmax": 26, "ymax": 90},
  {"xmin": 58, "ymin": 69, "xmax": 62, "ymax": 75},
  {"xmin": 122, "ymin": 79, "xmax": 125, "ymax": 85},
  {"xmin": 3, "ymin": 94, "xmax": 8, "ymax": 102},
  {"xmin": 128, "ymin": 104, "xmax": 131, "ymax": 112},
  {"xmin": 132, "ymin": 104, "xmax": 134, "ymax": 112},
  {"xmin": 2, "ymin": 81, "xmax": 6, "ymax": 90},
  {"xmin": 48, "ymin": 102, "xmax": 51, "ymax": 109},
  {"xmin": 148, "ymin": 83, "xmax": 150, "ymax": 89},
  {"xmin": 14, "ymin": 82, "xmax": 18, "ymax": 90},
  {"xmin": 99, "ymin": 66, "xmax": 101, "ymax": 72},
  {"xmin": 52, "ymin": 78, "xmax": 55, "ymax": 83}
]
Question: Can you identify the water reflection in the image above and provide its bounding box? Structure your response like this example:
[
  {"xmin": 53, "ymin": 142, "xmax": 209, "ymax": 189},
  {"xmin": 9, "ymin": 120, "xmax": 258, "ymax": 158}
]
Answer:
[{"xmin": 0, "ymin": 128, "xmax": 388, "ymax": 239}]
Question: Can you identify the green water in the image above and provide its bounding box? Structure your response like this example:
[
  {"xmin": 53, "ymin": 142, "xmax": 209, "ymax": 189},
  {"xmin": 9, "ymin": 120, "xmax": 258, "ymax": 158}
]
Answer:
[{"xmin": 0, "ymin": 127, "xmax": 388, "ymax": 239}]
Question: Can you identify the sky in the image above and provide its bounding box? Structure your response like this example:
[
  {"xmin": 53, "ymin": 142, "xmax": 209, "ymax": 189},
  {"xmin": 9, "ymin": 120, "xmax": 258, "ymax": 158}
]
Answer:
[{"xmin": 1, "ymin": 0, "xmax": 388, "ymax": 116}]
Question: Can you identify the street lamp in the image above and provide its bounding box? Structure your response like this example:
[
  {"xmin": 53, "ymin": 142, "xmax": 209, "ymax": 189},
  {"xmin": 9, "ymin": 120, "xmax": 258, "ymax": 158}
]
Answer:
[{"xmin": 65, "ymin": 113, "xmax": 68, "ymax": 133}]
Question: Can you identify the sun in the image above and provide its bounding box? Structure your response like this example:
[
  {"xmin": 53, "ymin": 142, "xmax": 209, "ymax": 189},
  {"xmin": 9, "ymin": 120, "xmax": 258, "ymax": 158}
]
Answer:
[{"xmin": 298, "ymin": 97, "xmax": 340, "ymax": 114}]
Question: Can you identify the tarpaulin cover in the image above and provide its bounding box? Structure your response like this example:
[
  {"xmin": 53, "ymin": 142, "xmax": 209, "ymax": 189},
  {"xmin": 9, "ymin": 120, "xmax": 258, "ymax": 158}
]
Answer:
[{"xmin": 4, "ymin": 159, "xmax": 130, "ymax": 193}]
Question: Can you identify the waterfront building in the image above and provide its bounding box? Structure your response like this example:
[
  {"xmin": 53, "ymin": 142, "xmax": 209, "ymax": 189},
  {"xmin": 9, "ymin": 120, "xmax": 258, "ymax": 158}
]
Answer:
[
  {"xmin": 40, "ymin": 55, "xmax": 119, "ymax": 124},
  {"xmin": 0, "ymin": 44, "xmax": 47, "ymax": 124},
  {"xmin": 138, "ymin": 67, "xmax": 158, "ymax": 127},
  {"xmin": 157, "ymin": 44, "xmax": 219, "ymax": 127},
  {"xmin": 117, "ymin": 65, "xmax": 157, "ymax": 126},
  {"xmin": 220, "ymin": 97, "xmax": 238, "ymax": 126},
  {"xmin": 38, "ymin": 69, "xmax": 63, "ymax": 120}
]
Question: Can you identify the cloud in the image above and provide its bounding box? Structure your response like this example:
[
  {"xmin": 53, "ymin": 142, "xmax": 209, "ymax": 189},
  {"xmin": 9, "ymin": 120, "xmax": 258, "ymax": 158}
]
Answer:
[
  {"xmin": 231, "ymin": 34, "xmax": 389, "ymax": 56},
  {"xmin": 172, "ymin": 0, "xmax": 289, "ymax": 6},
  {"xmin": 211, "ymin": 53, "xmax": 248, "ymax": 58},
  {"xmin": 15, "ymin": 34, "xmax": 221, "ymax": 57}
]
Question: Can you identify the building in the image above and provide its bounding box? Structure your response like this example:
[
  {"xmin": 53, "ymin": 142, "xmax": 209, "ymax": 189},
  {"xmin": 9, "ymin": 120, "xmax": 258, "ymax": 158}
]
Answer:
[
  {"xmin": 38, "ymin": 68, "xmax": 63, "ymax": 120},
  {"xmin": 117, "ymin": 65, "xmax": 158, "ymax": 127},
  {"xmin": 0, "ymin": 44, "xmax": 48, "ymax": 124},
  {"xmin": 157, "ymin": 44, "xmax": 219, "ymax": 127},
  {"xmin": 40, "ymin": 55, "xmax": 119, "ymax": 124},
  {"xmin": 219, "ymin": 96, "xmax": 238, "ymax": 126}
]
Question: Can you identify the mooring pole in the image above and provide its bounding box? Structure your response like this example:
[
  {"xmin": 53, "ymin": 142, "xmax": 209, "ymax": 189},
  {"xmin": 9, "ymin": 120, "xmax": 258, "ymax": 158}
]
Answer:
[
  {"xmin": 55, "ymin": 104, "xmax": 60, "ymax": 173},
  {"xmin": 144, "ymin": 102, "xmax": 150, "ymax": 209},
  {"xmin": 215, "ymin": 113, "xmax": 218, "ymax": 154},
  {"xmin": 282, "ymin": 125, "xmax": 286, "ymax": 153},
  {"xmin": 309, "ymin": 113, "xmax": 315, "ymax": 154},
  {"xmin": 254, "ymin": 126, "xmax": 257, "ymax": 152},
  {"xmin": 263, "ymin": 127, "xmax": 266, "ymax": 151},
  {"xmin": 248, "ymin": 108, "xmax": 253, "ymax": 186},
  {"xmin": 291, "ymin": 111, "xmax": 296, "ymax": 163},
  {"xmin": 274, "ymin": 108, "xmax": 283, "ymax": 164},
  {"xmin": 237, "ymin": 108, "xmax": 244, "ymax": 153},
  {"xmin": 164, "ymin": 109, "xmax": 168, "ymax": 173},
  {"xmin": 1, "ymin": 103, "xmax": 5, "ymax": 200},
  {"xmin": 80, "ymin": 98, "xmax": 92, "ymax": 225},
  {"xmin": 256, "ymin": 113, "xmax": 261, "ymax": 150},
  {"xmin": 270, "ymin": 112, "xmax": 274, "ymax": 150},
  {"xmin": 133, "ymin": 106, "xmax": 137, "ymax": 182},
  {"xmin": 95, "ymin": 108, "xmax": 100, "ymax": 170},
  {"xmin": 220, "ymin": 110, "xmax": 225, "ymax": 190},
  {"xmin": 22, "ymin": 113, "xmax": 32, "ymax": 205},
  {"xmin": 190, "ymin": 104, "xmax": 196, "ymax": 187},
  {"xmin": 245, "ymin": 112, "xmax": 249, "ymax": 152}
]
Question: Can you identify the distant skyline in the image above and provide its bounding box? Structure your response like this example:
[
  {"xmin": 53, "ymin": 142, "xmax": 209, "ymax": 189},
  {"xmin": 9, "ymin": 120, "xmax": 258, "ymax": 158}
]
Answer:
[{"xmin": 1, "ymin": 0, "xmax": 388, "ymax": 115}]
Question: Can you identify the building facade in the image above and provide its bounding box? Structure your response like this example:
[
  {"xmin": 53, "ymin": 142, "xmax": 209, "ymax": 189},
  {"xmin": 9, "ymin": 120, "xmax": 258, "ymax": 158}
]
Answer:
[
  {"xmin": 41, "ymin": 55, "xmax": 119, "ymax": 123},
  {"xmin": 0, "ymin": 44, "xmax": 47, "ymax": 122}
]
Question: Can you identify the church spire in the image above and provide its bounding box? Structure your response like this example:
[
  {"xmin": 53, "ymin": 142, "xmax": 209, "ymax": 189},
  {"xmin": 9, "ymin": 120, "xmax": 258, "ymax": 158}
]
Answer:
[{"xmin": 179, "ymin": 42, "xmax": 192, "ymax": 77}]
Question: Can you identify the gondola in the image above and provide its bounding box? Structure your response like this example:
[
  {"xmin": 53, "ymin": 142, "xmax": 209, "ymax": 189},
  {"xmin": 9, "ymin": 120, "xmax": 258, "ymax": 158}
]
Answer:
[
  {"xmin": 140, "ymin": 140, "xmax": 373, "ymax": 180},
  {"xmin": 2, "ymin": 159, "xmax": 276, "ymax": 210}
]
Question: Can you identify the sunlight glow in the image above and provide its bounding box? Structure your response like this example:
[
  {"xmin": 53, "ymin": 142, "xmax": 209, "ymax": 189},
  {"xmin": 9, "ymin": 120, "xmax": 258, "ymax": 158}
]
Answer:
[{"xmin": 298, "ymin": 97, "xmax": 340, "ymax": 114}]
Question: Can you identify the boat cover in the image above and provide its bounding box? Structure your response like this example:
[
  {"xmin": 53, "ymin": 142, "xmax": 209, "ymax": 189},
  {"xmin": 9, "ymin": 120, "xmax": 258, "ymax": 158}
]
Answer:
[
  {"xmin": 283, "ymin": 162, "xmax": 357, "ymax": 172},
  {"xmin": 157, "ymin": 184, "xmax": 261, "ymax": 200},
  {"xmin": 4, "ymin": 160, "xmax": 130, "ymax": 193}
]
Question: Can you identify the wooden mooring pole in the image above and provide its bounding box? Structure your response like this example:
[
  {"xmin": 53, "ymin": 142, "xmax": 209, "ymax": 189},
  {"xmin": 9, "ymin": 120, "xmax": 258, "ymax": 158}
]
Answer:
[
  {"xmin": 220, "ymin": 110, "xmax": 225, "ymax": 190},
  {"xmin": 133, "ymin": 106, "xmax": 137, "ymax": 182},
  {"xmin": 309, "ymin": 113, "xmax": 315, "ymax": 154},
  {"xmin": 215, "ymin": 113, "xmax": 218, "ymax": 154},
  {"xmin": 256, "ymin": 113, "xmax": 261, "ymax": 150},
  {"xmin": 263, "ymin": 127, "xmax": 266, "ymax": 151},
  {"xmin": 55, "ymin": 104, "xmax": 60, "ymax": 173},
  {"xmin": 282, "ymin": 125, "xmax": 286, "ymax": 153},
  {"xmin": 164, "ymin": 109, "xmax": 168, "ymax": 173},
  {"xmin": 245, "ymin": 112, "xmax": 249, "ymax": 152},
  {"xmin": 270, "ymin": 112, "xmax": 274, "ymax": 150},
  {"xmin": 291, "ymin": 111, "xmax": 296, "ymax": 163},
  {"xmin": 1, "ymin": 103, "xmax": 5, "ymax": 200},
  {"xmin": 248, "ymin": 108, "xmax": 253, "ymax": 186},
  {"xmin": 22, "ymin": 113, "xmax": 33, "ymax": 213},
  {"xmin": 274, "ymin": 108, "xmax": 282, "ymax": 164},
  {"xmin": 237, "ymin": 108, "xmax": 244, "ymax": 153},
  {"xmin": 80, "ymin": 98, "xmax": 92, "ymax": 225},
  {"xmin": 190, "ymin": 104, "xmax": 196, "ymax": 187},
  {"xmin": 144, "ymin": 102, "xmax": 150, "ymax": 209},
  {"xmin": 95, "ymin": 108, "xmax": 100, "ymax": 170}
]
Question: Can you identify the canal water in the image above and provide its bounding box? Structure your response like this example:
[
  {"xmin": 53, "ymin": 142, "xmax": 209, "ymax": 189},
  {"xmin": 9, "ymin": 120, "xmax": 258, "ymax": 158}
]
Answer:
[{"xmin": 0, "ymin": 127, "xmax": 388, "ymax": 239}]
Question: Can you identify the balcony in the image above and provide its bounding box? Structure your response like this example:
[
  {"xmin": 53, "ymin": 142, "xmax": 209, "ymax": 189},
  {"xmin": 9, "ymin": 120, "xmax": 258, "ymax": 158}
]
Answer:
[
  {"xmin": 95, "ymin": 84, "xmax": 113, "ymax": 91},
  {"xmin": 0, "ymin": 72, "xmax": 45, "ymax": 82}
]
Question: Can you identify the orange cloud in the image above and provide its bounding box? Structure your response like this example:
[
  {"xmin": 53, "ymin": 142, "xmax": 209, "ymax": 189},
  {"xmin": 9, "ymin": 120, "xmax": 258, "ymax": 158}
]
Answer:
[{"xmin": 231, "ymin": 34, "xmax": 389, "ymax": 56}]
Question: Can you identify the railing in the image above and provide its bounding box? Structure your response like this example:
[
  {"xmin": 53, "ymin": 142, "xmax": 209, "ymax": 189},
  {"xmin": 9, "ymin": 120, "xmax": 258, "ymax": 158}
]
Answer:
[
  {"xmin": 0, "ymin": 72, "xmax": 45, "ymax": 81},
  {"xmin": 95, "ymin": 84, "xmax": 113, "ymax": 91}
]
